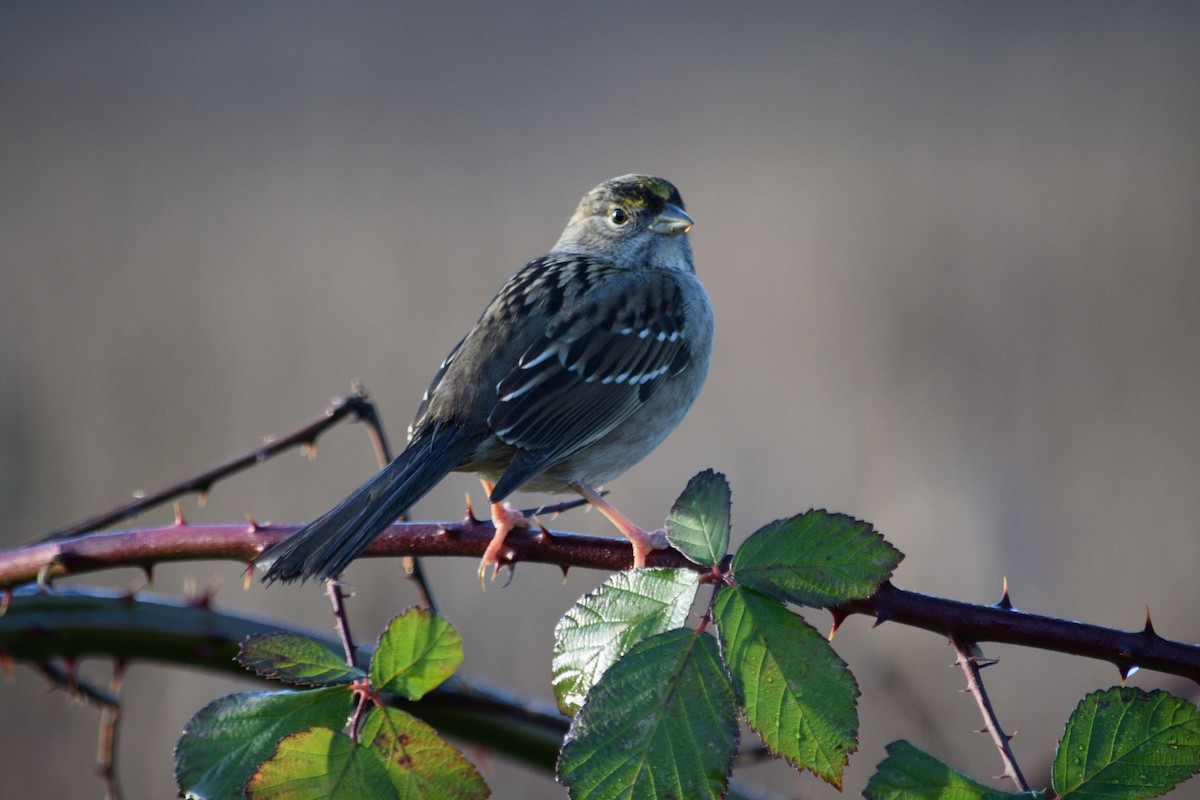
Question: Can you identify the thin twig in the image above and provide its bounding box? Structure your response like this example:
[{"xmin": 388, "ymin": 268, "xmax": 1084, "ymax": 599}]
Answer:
[
  {"xmin": 349, "ymin": 381, "xmax": 393, "ymax": 470},
  {"xmin": 326, "ymin": 579, "xmax": 357, "ymax": 666},
  {"xmin": 31, "ymin": 658, "xmax": 127, "ymax": 799},
  {"xmin": 951, "ymin": 635, "xmax": 1030, "ymax": 793},
  {"xmin": 36, "ymin": 390, "xmax": 379, "ymax": 542},
  {"xmin": 519, "ymin": 494, "xmax": 604, "ymax": 518},
  {"xmin": 325, "ymin": 579, "xmax": 381, "ymax": 745},
  {"xmin": 98, "ymin": 660, "xmax": 126, "ymax": 800},
  {"xmin": 33, "ymin": 659, "xmax": 119, "ymax": 708}
]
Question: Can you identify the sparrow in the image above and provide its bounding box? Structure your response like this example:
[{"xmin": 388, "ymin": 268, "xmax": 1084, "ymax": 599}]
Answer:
[{"xmin": 259, "ymin": 174, "xmax": 713, "ymax": 585}]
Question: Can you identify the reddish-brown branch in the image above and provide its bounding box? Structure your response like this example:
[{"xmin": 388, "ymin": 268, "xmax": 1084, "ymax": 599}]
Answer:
[{"xmin": 3, "ymin": 523, "xmax": 1199, "ymax": 683}]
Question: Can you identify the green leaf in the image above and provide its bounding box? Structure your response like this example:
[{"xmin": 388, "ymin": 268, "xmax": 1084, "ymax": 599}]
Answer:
[
  {"xmin": 665, "ymin": 469, "xmax": 732, "ymax": 567},
  {"xmin": 361, "ymin": 706, "xmax": 490, "ymax": 799},
  {"xmin": 558, "ymin": 628, "xmax": 739, "ymax": 800},
  {"xmin": 732, "ymin": 510, "xmax": 902, "ymax": 607},
  {"xmin": 714, "ymin": 584, "xmax": 858, "ymax": 787},
  {"xmin": 370, "ymin": 607, "xmax": 463, "ymax": 700},
  {"xmin": 247, "ymin": 707, "xmax": 490, "ymax": 800},
  {"xmin": 865, "ymin": 740, "xmax": 1044, "ymax": 800},
  {"xmin": 552, "ymin": 568, "xmax": 700, "ymax": 716},
  {"xmin": 237, "ymin": 633, "xmax": 365, "ymax": 686},
  {"xmin": 1053, "ymin": 686, "xmax": 1200, "ymax": 799},
  {"xmin": 246, "ymin": 726, "xmax": 391, "ymax": 799},
  {"xmin": 175, "ymin": 688, "xmax": 351, "ymax": 800}
]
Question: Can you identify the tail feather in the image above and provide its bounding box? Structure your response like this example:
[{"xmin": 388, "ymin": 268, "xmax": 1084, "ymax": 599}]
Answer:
[{"xmin": 259, "ymin": 425, "xmax": 478, "ymax": 583}]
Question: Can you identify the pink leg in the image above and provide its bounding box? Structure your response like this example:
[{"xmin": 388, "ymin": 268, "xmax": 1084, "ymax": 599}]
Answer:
[
  {"xmin": 477, "ymin": 480, "xmax": 530, "ymax": 588},
  {"xmin": 571, "ymin": 481, "xmax": 668, "ymax": 568}
]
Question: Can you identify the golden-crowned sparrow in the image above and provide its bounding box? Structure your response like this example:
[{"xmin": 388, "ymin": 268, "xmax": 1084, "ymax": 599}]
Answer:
[{"xmin": 259, "ymin": 175, "xmax": 713, "ymax": 584}]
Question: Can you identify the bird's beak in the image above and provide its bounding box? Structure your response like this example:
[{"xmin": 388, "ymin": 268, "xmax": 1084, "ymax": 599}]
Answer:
[{"xmin": 649, "ymin": 203, "xmax": 693, "ymax": 236}]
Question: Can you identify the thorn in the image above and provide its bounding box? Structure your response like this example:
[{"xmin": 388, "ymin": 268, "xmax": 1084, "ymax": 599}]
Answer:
[
  {"xmin": 870, "ymin": 610, "xmax": 889, "ymax": 629},
  {"xmin": 976, "ymin": 727, "xmax": 988, "ymax": 735},
  {"xmin": 245, "ymin": 514, "xmax": 262, "ymax": 532},
  {"xmin": 534, "ymin": 516, "xmax": 553, "ymax": 539},
  {"xmin": 300, "ymin": 440, "xmax": 318, "ymax": 460},
  {"xmin": 173, "ymin": 503, "xmax": 186, "ymax": 526},
  {"xmin": 1118, "ymin": 663, "xmax": 1139, "ymax": 682},
  {"xmin": 975, "ymin": 657, "xmax": 999, "ymax": 669},
  {"xmin": 996, "ymin": 576, "xmax": 1013, "ymax": 610},
  {"xmin": 1006, "ymin": 731, "xmax": 1017, "ymax": 741},
  {"xmin": 141, "ymin": 564, "xmax": 155, "ymax": 588},
  {"xmin": 465, "ymin": 493, "xmax": 478, "ymax": 524},
  {"xmin": 197, "ymin": 489, "xmax": 209, "ymax": 508},
  {"xmin": 63, "ymin": 656, "xmax": 78, "ymax": 685},
  {"xmin": 828, "ymin": 609, "xmax": 848, "ymax": 641},
  {"xmin": 1142, "ymin": 606, "xmax": 1158, "ymax": 638},
  {"xmin": 243, "ymin": 563, "xmax": 254, "ymax": 591},
  {"xmin": 962, "ymin": 640, "xmax": 987, "ymax": 660},
  {"xmin": 437, "ymin": 524, "xmax": 457, "ymax": 538},
  {"xmin": 184, "ymin": 577, "xmax": 217, "ymax": 609},
  {"xmin": 560, "ymin": 564, "xmax": 570, "ymax": 584},
  {"xmin": 36, "ymin": 563, "xmax": 54, "ymax": 590}
]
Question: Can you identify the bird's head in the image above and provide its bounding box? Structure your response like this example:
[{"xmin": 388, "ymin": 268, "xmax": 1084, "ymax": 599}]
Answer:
[{"xmin": 553, "ymin": 175, "xmax": 694, "ymax": 272}]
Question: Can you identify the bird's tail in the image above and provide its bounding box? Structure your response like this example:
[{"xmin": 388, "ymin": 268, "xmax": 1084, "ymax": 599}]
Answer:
[{"xmin": 258, "ymin": 424, "xmax": 478, "ymax": 584}]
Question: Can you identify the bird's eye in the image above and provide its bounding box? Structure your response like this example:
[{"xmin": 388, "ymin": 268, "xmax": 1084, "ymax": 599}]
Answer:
[{"xmin": 608, "ymin": 206, "xmax": 630, "ymax": 226}]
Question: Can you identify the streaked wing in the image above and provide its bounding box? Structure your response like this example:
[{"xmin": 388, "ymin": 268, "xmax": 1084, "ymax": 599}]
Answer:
[{"xmin": 486, "ymin": 269, "xmax": 691, "ymax": 490}]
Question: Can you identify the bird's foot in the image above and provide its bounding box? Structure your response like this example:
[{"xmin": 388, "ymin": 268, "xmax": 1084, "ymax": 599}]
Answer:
[
  {"xmin": 477, "ymin": 500, "xmax": 530, "ymax": 589},
  {"xmin": 627, "ymin": 527, "xmax": 669, "ymax": 569},
  {"xmin": 570, "ymin": 481, "xmax": 669, "ymax": 569}
]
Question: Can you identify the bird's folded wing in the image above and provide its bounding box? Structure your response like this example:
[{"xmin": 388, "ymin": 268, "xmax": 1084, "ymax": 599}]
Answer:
[{"xmin": 486, "ymin": 271, "xmax": 691, "ymax": 496}]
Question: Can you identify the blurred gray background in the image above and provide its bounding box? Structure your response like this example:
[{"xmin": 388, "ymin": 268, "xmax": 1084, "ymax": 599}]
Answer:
[{"xmin": 3, "ymin": 2, "xmax": 1199, "ymax": 798}]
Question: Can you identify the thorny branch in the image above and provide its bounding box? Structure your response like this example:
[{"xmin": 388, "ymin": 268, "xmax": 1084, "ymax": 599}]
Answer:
[
  {"xmin": 3, "ymin": 521, "xmax": 1200, "ymax": 683},
  {"xmin": 951, "ymin": 635, "xmax": 1030, "ymax": 793},
  {"xmin": 36, "ymin": 390, "xmax": 381, "ymax": 543},
  {"xmin": 326, "ymin": 579, "xmax": 358, "ymax": 666},
  {"xmin": 30, "ymin": 658, "xmax": 126, "ymax": 799}
]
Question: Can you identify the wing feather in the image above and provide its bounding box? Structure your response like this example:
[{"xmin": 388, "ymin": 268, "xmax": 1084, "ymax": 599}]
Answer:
[{"xmin": 486, "ymin": 267, "xmax": 691, "ymax": 496}]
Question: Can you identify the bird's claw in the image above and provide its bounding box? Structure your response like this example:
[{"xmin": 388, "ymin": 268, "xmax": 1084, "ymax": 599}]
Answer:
[
  {"xmin": 477, "ymin": 500, "xmax": 529, "ymax": 590},
  {"xmin": 629, "ymin": 527, "xmax": 670, "ymax": 569}
]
